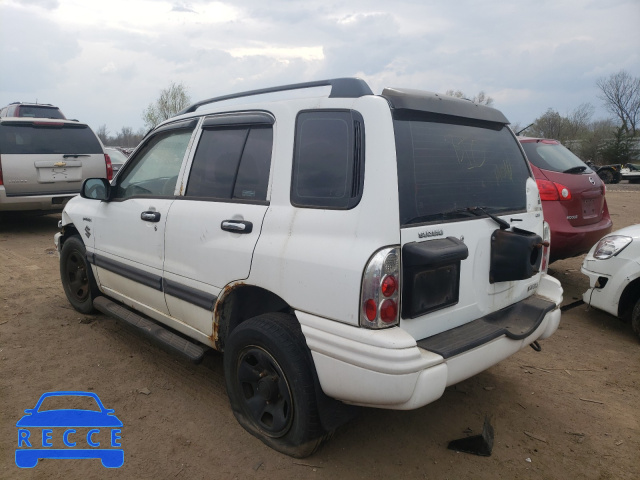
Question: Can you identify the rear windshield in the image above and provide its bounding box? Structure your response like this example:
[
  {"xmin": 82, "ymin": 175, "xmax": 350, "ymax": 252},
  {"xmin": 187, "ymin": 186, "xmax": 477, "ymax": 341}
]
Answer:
[
  {"xmin": 393, "ymin": 111, "xmax": 530, "ymax": 226},
  {"xmin": 0, "ymin": 123, "xmax": 102, "ymax": 155},
  {"xmin": 15, "ymin": 106, "xmax": 66, "ymax": 119},
  {"xmin": 520, "ymin": 141, "xmax": 592, "ymax": 173}
]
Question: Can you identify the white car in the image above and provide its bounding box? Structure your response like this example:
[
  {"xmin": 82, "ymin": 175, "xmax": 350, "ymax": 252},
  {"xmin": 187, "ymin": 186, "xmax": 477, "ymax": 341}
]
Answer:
[
  {"xmin": 55, "ymin": 78, "xmax": 562, "ymax": 457},
  {"xmin": 581, "ymin": 224, "xmax": 640, "ymax": 338}
]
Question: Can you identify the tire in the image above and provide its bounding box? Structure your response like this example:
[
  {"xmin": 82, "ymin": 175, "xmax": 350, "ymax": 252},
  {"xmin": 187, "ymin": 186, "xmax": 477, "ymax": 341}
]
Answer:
[
  {"xmin": 598, "ymin": 169, "xmax": 614, "ymax": 184},
  {"xmin": 631, "ymin": 298, "xmax": 640, "ymax": 340},
  {"xmin": 223, "ymin": 313, "xmax": 327, "ymax": 457},
  {"xmin": 60, "ymin": 235, "xmax": 98, "ymax": 314}
]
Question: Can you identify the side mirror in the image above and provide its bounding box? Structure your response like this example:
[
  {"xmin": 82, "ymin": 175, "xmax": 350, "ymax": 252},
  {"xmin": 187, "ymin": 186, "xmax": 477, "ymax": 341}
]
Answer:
[{"xmin": 81, "ymin": 178, "xmax": 111, "ymax": 201}]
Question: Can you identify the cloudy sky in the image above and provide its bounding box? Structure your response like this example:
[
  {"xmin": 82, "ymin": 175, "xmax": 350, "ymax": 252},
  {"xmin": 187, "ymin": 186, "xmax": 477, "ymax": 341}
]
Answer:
[{"xmin": 1, "ymin": 0, "xmax": 639, "ymax": 135}]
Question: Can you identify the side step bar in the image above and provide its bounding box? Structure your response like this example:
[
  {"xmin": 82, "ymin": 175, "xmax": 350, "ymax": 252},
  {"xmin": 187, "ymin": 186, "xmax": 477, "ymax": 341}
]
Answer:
[{"xmin": 93, "ymin": 296, "xmax": 206, "ymax": 363}]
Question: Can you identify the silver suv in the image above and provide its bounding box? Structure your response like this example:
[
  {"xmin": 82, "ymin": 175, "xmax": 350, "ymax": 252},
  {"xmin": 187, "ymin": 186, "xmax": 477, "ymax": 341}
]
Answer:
[{"xmin": 0, "ymin": 118, "xmax": 112, "ymax": 213}]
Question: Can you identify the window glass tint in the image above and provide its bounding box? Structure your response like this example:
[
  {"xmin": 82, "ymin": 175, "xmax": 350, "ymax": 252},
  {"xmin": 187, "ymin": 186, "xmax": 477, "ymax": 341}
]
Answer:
[
  {"xmin": 233, "ymin": 127, "xmax": 273, "ymax": 200},
  {"xmin": 186, "ymin": 125, "xmax": 273, "ymax": 201},
  {"xmin": 114, "ymin": 129, "xmax": 193, "ymax": 199},
  {"xmin": 17, "ymin": 106, "xmax": 65, "ymax": 119},
  {"xmin": 520, "ymin": 141, "xmax": 591, "ymax": 173},
  {"xmin": 0, "ymin": 123, "xmax": 102, "ymax": 154},
  {"xmin": 393, "ymin": 112, "xmax": 530, "ymax": 226},
  {"xmin": 291, "ymin": 111, "xmax": 363, "ymax": 209}
]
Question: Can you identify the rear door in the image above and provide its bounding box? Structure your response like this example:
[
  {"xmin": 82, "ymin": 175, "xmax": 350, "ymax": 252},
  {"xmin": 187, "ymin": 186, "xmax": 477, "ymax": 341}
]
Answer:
[
  {"xmin": 163, "ymin": 112, "xmax": 274, "ymax": 336},
  {"xmin": 0, "ymin": 120, "xmax": 106, "ymax": 196},
  {"xmin": 90, "ymin": 120, "xmax": 197, "ymax": 315},
  {"xmin": 392, "ymin": 112, "xmax": 541, "ymax": 341}
]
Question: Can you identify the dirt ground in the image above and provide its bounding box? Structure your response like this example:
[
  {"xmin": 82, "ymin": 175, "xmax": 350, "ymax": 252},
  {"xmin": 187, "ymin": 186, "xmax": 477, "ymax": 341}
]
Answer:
[{"xmin": 1, "ymin": 186, "xmax": 639, "ymax": 480}]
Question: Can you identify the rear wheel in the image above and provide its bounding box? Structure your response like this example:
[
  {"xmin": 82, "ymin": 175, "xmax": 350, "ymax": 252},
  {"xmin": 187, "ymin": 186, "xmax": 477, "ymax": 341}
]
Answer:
[
  {"xmin": 631, "ymin": 298, "xmax": 640, "ymax": 340},
  {"xmin": 223, "ymin": 313, "xmax": 327, "ymax": 457},
  {"xmin": 60, "ymin": 235, "xmax": 98, "ymax": 313}
]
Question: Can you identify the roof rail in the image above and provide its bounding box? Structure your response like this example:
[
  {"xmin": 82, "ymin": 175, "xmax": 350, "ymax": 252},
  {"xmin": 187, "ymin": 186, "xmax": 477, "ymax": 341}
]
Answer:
[{"xmin": 177, "ymin": 77, "xmax": 374, "ymax": 115}]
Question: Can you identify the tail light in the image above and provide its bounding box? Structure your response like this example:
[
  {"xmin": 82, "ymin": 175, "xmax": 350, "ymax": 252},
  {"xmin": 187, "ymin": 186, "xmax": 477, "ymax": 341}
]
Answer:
[
  {"xmin": 104, "ymin": 154, "xmax": 113, "ymax": 181},
  {"xmin": 540, "ymin": 221, "xmax": 551, "ymax": 273},
  {"xmin": 536, "ymin": 179, "xmax": 571, "ymax": 201},
  {"xmin": 360, "ymin": 247, "xmax": 400, "ymax": 328}
]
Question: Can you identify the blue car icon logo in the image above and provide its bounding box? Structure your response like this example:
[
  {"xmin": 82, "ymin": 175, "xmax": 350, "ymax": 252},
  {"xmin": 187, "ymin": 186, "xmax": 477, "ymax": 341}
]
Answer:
[{"xmin": 16, "ymin": 391, "xmax": 123, "ymax": 468}]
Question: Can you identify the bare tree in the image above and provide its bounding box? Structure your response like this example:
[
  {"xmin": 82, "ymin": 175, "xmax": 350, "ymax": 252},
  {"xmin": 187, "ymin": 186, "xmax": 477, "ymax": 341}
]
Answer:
[
  {"xmin": 142, "ymin": 82, "xmax": 192, "ymax": 130},
  {"xmin": 445, "ymin": 89, "xmax": 494, "ymax": 106},
  {"xmin": 596, "ymin": 70, "xmax": 640, "ymax": 136},
  {"xmin": 95, "ymin": 124, "xmax": 109, "ymax": 144}
]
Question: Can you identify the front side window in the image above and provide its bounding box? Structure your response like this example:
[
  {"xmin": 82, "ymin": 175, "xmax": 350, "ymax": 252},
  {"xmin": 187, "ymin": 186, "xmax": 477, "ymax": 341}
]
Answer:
[
  {"xmin": 185, "ymin": 125, "xmax": 273, "ymax": 202},
  {"xmin": 291, "ymin": 110, "xmax": 364, "ymax": 209},
  {"xmin": 114, "ymin": 128, "xmax": 194, "ymax": 199},
  {"xmin": 394, "ymin": 111, "xmax": 530, "ymax": 226}
]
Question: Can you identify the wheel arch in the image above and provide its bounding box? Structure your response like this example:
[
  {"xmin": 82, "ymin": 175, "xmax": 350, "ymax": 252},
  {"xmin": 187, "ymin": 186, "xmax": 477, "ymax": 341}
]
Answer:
[
  {"xmin": 214, "ymin": 283, "xmax": 291, "ymax": 351},
  {"xmin": 618, "ymin": 276, "xmax": 640, "ymax": 320}
]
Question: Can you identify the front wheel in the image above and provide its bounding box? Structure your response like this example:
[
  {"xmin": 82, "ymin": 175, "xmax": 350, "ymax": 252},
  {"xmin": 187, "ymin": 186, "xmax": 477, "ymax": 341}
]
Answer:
[
  {"xmin": 223, "ymin": 313, "xmax": 327, "ymax": 457},
  {"xmin": 60, "ymin": 235, "xmax": 98, "ymax": 314},
  {"xmin": 631, "ymin": 298, "xmax": 640, "ymax": 340}
]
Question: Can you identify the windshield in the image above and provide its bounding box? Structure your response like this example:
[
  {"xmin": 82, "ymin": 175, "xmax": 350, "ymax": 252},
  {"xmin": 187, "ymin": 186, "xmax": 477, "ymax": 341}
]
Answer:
[
  {"xmin": 393, "ymin": 111, "xmax": 530, "ymax": 226},
  {"xmin": 520, "ymin": 140, "xmax": 592, "ymax": 173}
]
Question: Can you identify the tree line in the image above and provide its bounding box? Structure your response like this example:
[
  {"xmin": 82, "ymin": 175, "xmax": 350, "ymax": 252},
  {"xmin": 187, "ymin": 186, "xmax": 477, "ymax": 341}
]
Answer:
[{"xmin": 98, "ymin": 72, "xmax": 639, "ymax": 165}]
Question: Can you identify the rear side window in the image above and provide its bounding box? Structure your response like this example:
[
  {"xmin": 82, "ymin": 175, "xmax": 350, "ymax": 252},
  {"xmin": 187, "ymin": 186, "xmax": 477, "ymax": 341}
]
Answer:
[
  {"xmin": 186, "ymin": 126, "xmax": 273, "ymax": 202},
  {"xmin": 291, "ymin": 110, "xmax": 364, "ymax": 209},
  {"xmin": 520, "ymin": 141, "xmax": 592, "ymax": 173},
  {"xmin": 393, "ymin": 111, "xmax": 530, "ymax": 226},
  {"xmin": 0, "ymin": 123, "xmax": 102, "ymax": 155}
]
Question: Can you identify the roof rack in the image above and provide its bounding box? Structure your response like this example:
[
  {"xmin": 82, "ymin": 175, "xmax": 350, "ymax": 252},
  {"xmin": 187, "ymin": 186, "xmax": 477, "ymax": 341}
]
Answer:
[{"xmin": 177, "ymin": 78, "xmax": 374, "ymax": 115}]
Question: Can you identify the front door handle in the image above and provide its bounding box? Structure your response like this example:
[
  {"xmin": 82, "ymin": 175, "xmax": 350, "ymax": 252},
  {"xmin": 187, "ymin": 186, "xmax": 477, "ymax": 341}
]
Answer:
[
  {"xmin": 141, "ymin": 211, "xmax": 161, "ymax": 222},
  {"xmin": 221, "ymin": 220, "xmax": 253, "ymax": 234}
]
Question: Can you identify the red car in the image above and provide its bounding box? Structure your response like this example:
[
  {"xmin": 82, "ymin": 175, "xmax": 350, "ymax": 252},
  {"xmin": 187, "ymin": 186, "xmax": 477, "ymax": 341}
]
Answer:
[{"xmin": 519, "ymin": 137, "xmax": 612, "ymax": 262}]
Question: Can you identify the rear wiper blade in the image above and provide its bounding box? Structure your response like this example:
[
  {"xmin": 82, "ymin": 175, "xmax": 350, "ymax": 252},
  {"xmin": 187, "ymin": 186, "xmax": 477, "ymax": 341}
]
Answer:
[
  {"xmin": 405, "ymin": 208, "xmax": 476, "ymax": 225},
  {"xmin": 468, "ymin": 206, "xmax": 510, "ymax": 230},
  {"xmin": 562, "ymin": 166, "xmax": 587, "ymax": 174},
  {"xmin": 62, "ymin": 154, "xmax": 91, "ymax": 158}
]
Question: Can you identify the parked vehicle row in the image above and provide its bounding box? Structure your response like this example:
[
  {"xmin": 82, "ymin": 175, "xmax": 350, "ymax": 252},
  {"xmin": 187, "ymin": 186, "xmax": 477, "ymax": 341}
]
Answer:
[{"xmin": 55, "ymin": 78, "xmax": 563, "ymax": 457}]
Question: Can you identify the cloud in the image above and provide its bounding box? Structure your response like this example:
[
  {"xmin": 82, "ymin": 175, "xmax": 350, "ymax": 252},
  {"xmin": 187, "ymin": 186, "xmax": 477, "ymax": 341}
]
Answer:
[{"xmin": 171, "ymin": 2, "xmax": 195, "ymax": 13}]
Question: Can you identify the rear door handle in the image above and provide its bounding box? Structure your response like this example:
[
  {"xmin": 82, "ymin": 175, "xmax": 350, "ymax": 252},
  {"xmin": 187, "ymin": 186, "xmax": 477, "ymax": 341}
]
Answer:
[
  {"xmin": 141, "ymin": 211, "xmax": 161, "ymax": 222},
  {"xmin": 221, "ymin": 220, "xmax": 253, "ymax": 234}
]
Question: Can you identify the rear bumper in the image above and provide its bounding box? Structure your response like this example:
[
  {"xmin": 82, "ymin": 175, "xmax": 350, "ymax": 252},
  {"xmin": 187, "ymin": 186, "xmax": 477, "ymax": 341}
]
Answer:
[
  {"xmin": 543, "ymin": 202, "xmax": 612, "ymax": 261},
  {"xmin": 299, "ymin": 274, "xmax": 562, "ymax": 410},
  {"xmin": 0, "ymin": 188, "xmax": 76, "ymax": 212}
]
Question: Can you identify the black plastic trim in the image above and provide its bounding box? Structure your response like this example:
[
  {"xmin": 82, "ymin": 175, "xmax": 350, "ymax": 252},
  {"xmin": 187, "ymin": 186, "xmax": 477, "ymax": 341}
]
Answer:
[
  {"xmin": 416, "ymin": 296, "xmax": 556, "ymax": 359},
  {"xmin": 203, "ymin": 112, "xmax": 275, "ymax": 128},
  {"xmin": 178, "ymin": 78, "xmax": 374, "ymax": 115},
  {"xmin": 87, "ymin": 253, "xmax": 163, "ymax": 291},
  {"xmin": 5, "ymin": 191, "xmax": 79, "ymax": 198},
  {"xmin": 173, "ymin": 196, "xmax": 269, "ymax": 206},
  {"xmin": 152, "ymin": 118, "xmax": 199, "ymax": 136},
  {"xmin": 382, "ymin": 88, "xmax": 509, "ymax": 124},
  {"xmin": 163, "ymin": 279, "xmax": 217, "ymax": 311}
]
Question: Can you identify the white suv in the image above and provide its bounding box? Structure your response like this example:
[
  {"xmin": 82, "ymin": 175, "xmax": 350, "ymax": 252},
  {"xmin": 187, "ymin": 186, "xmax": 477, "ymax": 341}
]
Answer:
[{"xmin": 55, "ymin": 78, "xmax": 563, "ymax": 457}]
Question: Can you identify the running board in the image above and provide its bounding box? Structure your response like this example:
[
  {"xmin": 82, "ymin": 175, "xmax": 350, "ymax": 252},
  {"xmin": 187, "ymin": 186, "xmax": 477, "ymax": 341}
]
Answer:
[{"xmin": 93, "ymin": 296, "xmax": 205, "ymax": 363}]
